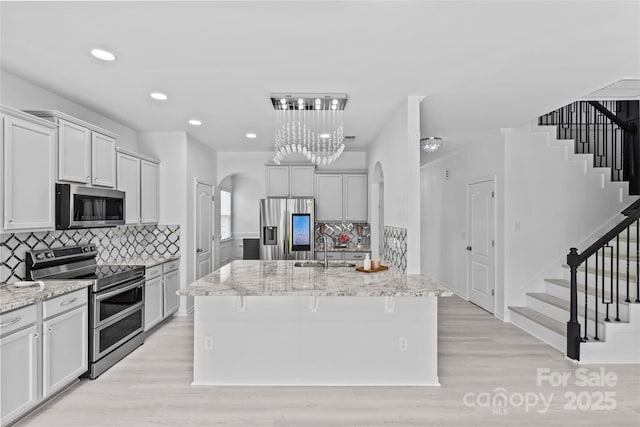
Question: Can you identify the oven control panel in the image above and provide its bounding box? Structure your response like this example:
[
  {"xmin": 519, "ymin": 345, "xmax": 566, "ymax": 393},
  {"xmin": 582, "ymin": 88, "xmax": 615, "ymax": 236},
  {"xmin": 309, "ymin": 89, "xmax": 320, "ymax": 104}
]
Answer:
[{"xmin": 27, "ymin": 244, "xmax": 98, "ymax": 268}]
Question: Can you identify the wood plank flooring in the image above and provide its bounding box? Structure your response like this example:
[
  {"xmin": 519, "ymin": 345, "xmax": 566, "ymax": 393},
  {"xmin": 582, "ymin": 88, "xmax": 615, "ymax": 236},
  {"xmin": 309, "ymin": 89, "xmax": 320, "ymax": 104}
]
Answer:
[{"xmin": 15, "ymin": 296, "xmax": 640, "ymax": 426}]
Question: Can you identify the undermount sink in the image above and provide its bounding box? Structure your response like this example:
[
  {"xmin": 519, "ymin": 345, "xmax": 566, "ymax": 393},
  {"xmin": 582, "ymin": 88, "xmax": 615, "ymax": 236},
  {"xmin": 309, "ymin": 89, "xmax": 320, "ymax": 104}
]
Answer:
[{"xmin": 294, "ymin": 261, "xmax": 357, "ymax": 268}]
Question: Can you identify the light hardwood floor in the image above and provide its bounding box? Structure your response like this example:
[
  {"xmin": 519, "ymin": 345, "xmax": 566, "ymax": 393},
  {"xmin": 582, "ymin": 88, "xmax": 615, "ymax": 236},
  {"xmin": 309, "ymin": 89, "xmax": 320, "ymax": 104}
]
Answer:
[{"xmin": 16, "ymin": 296, "xmax": 640, "ymax": 426}]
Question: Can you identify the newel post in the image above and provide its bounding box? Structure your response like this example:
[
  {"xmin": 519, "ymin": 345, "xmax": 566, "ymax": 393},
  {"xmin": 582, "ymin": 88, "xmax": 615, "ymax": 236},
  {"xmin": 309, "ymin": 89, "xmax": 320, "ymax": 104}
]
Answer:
[{"xmin": 566, "ymin": 247, "xmax": 581, "ymax": 360}]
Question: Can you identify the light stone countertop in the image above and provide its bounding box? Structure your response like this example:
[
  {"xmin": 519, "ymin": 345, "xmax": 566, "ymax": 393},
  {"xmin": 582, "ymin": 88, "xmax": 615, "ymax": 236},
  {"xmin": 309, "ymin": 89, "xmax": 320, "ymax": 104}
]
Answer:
[
  {"xmin": 179, "ymin": 260, "xmax": 454, "ymax": 297},
  {"xmin": 0, "ymin": 280, "xmax": 93, "ymax": 314},
  {"xmin": 101, "ymin": 254, "xmax": 180, "ymax": 268}
]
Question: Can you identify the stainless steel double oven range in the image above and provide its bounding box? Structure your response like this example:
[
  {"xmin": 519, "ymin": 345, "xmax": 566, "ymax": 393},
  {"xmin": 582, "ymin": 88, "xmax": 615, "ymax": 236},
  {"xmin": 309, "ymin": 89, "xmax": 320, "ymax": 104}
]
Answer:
[{"xmin": 27, "ymin": 244, "xmax": 144, "ymax": 379}]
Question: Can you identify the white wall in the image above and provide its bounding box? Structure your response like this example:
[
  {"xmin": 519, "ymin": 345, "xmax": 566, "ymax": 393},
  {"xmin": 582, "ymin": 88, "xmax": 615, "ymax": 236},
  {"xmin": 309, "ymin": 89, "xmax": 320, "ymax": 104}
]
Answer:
[
  {"xmin": 420, "ymin": 130, "xmax": 506, "ymax": 317},
  {"xmin": 0, "ymin": 69, "xmax": 139, "ymax": 151},
  {"xmin": 366, "ymin": 96, "xmax": 423, "ymax": 273}
]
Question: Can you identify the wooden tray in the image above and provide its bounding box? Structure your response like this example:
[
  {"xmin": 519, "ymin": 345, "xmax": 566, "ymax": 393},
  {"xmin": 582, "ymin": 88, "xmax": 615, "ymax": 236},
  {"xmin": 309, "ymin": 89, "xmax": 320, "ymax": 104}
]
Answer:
[{"xmin": 356, "ymin": 265, "xmax": 389, "ymax": 273}]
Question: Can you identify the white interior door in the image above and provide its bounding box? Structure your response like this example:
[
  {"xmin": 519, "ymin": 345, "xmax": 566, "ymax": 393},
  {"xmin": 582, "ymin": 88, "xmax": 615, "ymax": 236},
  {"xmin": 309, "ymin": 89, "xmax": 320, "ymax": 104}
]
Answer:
[
  {"xmin": 195, "ymin": 181, "xmax": 213, "ymax": 279},
  {"xmin": 467, "ymin": 179, "xmax": 495, "ymax": 313}
]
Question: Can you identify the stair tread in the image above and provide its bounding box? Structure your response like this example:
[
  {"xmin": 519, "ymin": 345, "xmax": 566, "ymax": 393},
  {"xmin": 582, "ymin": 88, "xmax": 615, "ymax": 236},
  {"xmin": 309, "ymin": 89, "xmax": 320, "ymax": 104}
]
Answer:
[
  {"xmin": 510, "ymin": 306, "xmax": 566, "ymax": 336},
  {"xmin": 545, "ymin": 278, "xmax": 638, "ymax": 302},
  {"xmin": 526, "ymin": 292, "xmax": 630, "ymax": 325}
]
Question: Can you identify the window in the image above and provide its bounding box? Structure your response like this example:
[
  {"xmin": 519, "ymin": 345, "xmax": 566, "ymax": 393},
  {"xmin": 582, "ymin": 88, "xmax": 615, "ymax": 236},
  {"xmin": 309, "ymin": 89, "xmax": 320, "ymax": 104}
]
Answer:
[{"xmin": 220, "ymin": 189, "xmax": 232, "ymax": 240}]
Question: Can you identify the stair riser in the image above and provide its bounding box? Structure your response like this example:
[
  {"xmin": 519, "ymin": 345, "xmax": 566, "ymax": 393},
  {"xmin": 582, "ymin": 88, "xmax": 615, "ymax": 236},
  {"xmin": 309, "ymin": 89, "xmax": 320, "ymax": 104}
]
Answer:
[
  {"xmin": 545, "ymin": 283, "xmax": 631, "ymax": 321},
  {"xmin": 509, "ymin": 309, "xmax": 565, "ymax": 352},
  {"xmin": 526, "ymin": 296, "xmax": 606, "ymax": 339},
  {"xmin": 561, "ymin": 271, "xmax": 639, "ymax": 300}
]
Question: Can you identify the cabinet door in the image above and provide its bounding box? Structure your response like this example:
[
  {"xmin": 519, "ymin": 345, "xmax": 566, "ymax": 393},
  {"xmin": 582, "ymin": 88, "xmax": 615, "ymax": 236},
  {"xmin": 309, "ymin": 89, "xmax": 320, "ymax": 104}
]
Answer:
[
  {"xmin": 91, "ymin": 132, "xmax": 116, "ymax": 188},
  {"xmin": 42, "ymin": 306, "xmax": 88, "ymax": 398},
  {"xmin": 163, "ymin": 269, "xmax": 180, "ymax": 317},
  {"xmin": 266, "ymin": 166, "xmax": 289, "ymax": 197},
  {"xmin": 0, "ymin": 325, "xmax": 38, "ymax": 425},
  {"xmin": 58, "ymin": 119, "xmax": 91, "ymax": 184},
  {"xmin": 116, "ymin": 152, "xmax": 141, "ymax": 224},
  {"xmin": 144, "ymin": 276, "xmax": 164, "ymax": 331},
  {"xmin": 343, "ymin": 174, "xmax": 368, "ymax": 222},
  {"xmin": 2, "ymin": 115, "xmax": 56, "ymax": 231},
  {"xmin": 140, "ymin": 160, "xmax": 159, "ymax": 224},
  {"xmin": 315, "ymin": 174, "xmax": 344, "ymax": 222},
  {"xmin": 289, "ymin": 166, "xmax": 315, "ymax": 197}
]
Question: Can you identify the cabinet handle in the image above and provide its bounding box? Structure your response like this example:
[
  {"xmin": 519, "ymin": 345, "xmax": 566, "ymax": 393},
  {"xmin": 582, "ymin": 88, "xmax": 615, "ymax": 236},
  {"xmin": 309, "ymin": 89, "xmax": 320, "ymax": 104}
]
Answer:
[
  {"xmin": 48, "ymin": 327, "xmax": 53, "ymax": 333},
  {"xmin": 60, "ymin": 297, "xmax": 77, "ymax": 306},
  {"xmin": 86, "ymin": 176, "xmax": 91, "ymax": 180},
  {"xmin": 94, "ymin": 177, "xmax": 98, "ymax": 181},
  {"xmin": 33, "ymin": 333, "xmax": 39, "ymax": 339},
  {"xmin": 8, "ymin": 219, "xmax": 14, "ymax": 223},
  {"xmin": 0, "ymin": 316, "xmax": 21, "ymax": 327}
]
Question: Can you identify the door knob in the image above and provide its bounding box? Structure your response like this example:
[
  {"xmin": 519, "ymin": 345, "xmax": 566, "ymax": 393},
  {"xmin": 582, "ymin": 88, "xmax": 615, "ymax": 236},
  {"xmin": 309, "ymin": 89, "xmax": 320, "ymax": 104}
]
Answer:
[
  {"xmin": 196, "ymin": 248, "xmax": 203, "ymax": 253},
  {"xmin": 466, "ymin": 246, "xmax": 472, "ymax": 251}
]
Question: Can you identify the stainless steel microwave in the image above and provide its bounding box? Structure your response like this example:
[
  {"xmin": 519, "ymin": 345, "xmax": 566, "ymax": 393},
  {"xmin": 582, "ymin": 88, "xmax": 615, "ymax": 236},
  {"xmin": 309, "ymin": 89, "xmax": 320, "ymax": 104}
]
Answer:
[{"xmin": 55, "ymin": 183, "xmax": 125, "ymax": 229}]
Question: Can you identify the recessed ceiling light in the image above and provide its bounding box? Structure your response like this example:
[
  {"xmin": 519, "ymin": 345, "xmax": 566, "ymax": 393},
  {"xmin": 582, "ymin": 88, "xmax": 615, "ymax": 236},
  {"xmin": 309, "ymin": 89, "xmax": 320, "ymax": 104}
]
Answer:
[
  {"xmin": 320, "ymin": 133, "xmax": 330, "ymax": 139},
  {"xmin": 188, "ymin": 119, "xmax": 202, "ymax": 126},
  {"xmin": 90, "ymin": 48, "xmax": 116, "ymax": 61},
  {"xmin": 150, "ymin": 92, "xmax": 168, "ymax": 101},
  {"xmin": 246, "ymin": 133, "xmax": 257, "ymax": 139}
]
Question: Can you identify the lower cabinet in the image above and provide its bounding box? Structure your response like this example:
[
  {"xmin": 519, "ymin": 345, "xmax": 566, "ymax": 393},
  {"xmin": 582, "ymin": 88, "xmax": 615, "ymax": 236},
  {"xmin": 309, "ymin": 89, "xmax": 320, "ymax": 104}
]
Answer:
[
  {"xmin": 144, "ymin": 275, "xmax": 164, "ymax": 331},
  {"xmin": 315, "ymin": 251, "xmax": 370, "ymax": 261},
  {"xmin": 42, "ymin": 305, "xmax": 88, "ymax": 398},
  {"xmin": 0, "ymin": 325, "xmax": 38, "ymax": 425},
  {"xmin": 0, "ymin": 289, "xmax": 88, "ymax": 425},
  {"xmin": 144, "ymin": 259, "xmax": 180, "ymax": 332}
]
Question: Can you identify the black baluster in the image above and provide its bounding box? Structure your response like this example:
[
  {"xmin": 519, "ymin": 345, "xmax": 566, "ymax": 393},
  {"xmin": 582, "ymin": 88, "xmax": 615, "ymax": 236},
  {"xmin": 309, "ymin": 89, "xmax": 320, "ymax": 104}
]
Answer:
[
  {"xmin": 627, "ymin": 225, "xmax": 631, "ymax": 303},
  {"xmin": 595, "ymin": 250, "xmax": 599, "ymax": 340},
  {"xmin": 604, "ymin": 246, "xmax": 610, "ymax": 322},
  {"xmin": 616, "ymin": 237, "xmax": 620, "ymax": 321},
  {"xmin": 637, "ymin": 218, "xmax": 640, "ymax": 303},
  {"xmin": 584, "ymin": 259, "xmax": 589, "ymax": 340}
]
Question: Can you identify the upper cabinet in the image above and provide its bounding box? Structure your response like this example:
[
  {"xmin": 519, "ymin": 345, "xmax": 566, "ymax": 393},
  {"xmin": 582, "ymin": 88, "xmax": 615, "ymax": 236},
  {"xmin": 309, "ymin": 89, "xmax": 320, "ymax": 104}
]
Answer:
[
  {"xmin": 1, "ymin": 106, "xmax": 57, "ymax": 232},
  {"xmin": 315, "ymin": 173, "xmax": 368, "ymax": 222},
  {"xmin": 116, "ymin": 148, "xmax": 159, "ymax": 225},
  {"xmin": 266, "ymin": 165, "xmax": 314, "ymax": 197},
  {"xmin": 26, "ymin": 110, "xmax": 118, "ymax": 188}
]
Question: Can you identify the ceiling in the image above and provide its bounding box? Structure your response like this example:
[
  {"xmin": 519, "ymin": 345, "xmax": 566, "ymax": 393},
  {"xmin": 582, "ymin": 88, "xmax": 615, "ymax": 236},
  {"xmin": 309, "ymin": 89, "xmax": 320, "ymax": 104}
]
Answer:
[{"xmin": 1, "ymin": 1, "xmax": 639, "ymax": 153}]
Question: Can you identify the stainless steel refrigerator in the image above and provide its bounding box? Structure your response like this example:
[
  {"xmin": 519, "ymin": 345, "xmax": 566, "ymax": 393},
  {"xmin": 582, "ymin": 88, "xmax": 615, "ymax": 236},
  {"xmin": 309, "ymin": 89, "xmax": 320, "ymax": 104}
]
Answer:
[{"xmin": 259, "ymin": 198, "xmax": 315, "ymax": 260}]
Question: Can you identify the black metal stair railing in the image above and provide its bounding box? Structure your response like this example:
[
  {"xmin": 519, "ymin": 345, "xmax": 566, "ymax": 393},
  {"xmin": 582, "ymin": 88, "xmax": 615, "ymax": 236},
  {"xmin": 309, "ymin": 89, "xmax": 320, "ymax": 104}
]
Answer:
[
  {"xmin": 566, "ymin": 203, "xmax": 640, "ymax": 360},
  {"xmin": 538, "ymin": 100, "xmax": 639, "ymax": 194}
]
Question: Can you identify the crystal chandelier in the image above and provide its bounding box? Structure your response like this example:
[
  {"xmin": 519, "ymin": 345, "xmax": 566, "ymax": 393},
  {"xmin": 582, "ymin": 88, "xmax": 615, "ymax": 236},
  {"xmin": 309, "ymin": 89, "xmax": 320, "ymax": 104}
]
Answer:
[
  {"xmin": 420, "ymin": 136, "xmax": 443, "ymax": 152},
  {"xmin": 270, "ymin": 93, "xmax": 348, "ymax": 166}
]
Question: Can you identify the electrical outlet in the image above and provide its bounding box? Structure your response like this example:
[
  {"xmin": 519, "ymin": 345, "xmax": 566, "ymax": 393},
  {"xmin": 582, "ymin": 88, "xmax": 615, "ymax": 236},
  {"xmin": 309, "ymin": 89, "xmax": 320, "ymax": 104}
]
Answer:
[
  {"xmin": 398, "ymin": 337, "xmax": 408, "ymax": 352},
  {"xmin": 204, "ymin": 336, "xmax": 213, "ymax": 351}
]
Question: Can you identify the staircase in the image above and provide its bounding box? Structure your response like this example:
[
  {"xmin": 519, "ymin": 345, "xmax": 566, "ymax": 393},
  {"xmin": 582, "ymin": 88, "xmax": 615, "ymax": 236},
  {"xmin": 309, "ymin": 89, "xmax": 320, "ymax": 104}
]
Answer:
[{"xmin": 509, "ymin": 99, "xmax": 640, "ymax": 364}]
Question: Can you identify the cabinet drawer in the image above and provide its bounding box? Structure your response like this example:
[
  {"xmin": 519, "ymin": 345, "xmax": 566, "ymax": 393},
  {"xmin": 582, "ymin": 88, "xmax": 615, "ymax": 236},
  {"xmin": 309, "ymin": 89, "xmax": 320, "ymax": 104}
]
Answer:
[
  {"xmin": 0, "ymin": 304, "xmax": 37, "ymax": 336},
  {"xmin": 315, "ymin": 252, "xmax": 342, "ymax": 261},
  {"xmin": 146, "ymin": 265, "xmax": 163, "ymax": 280},
  {"xmin": 344, "ymin": 252, "xmax": 369, "ymax": 261},
  {"xmin": 43, "ymin": 288, "xmax": 88, "ymax": 320},
  {"xmin": 163, "ymin": 259, "xmax": 179, "ymax": 274}
]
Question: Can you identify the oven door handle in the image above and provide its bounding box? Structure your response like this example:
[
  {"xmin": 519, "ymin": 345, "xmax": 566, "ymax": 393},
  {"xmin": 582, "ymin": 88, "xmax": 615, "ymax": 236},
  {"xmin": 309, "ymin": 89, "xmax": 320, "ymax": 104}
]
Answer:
[{"xmin": 96, "ymin": 278, "xmax": 145, "ymax": 301}]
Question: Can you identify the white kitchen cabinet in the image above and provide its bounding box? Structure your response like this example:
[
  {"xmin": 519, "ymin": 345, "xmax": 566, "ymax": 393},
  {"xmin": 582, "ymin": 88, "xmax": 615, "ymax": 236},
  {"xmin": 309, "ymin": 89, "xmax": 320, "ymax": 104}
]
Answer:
[
  {"xmin": 315, "ymin": 173, "xmax": 368, "ymax": 222},
  {"xmin": 266, "ymin": 165, "xmax": 315, "ymax": 197},
  {"xmin": 266, "ymin": 166, "xmax": 290, "ymax": 197},
  {"xmin": 144, "ymin": 275, "xmax": 164, "ymax": 331},
  {"xmin": 57, "ymin": 119, "xmax": 91, "ymax": 184},
  {"xmin": 42, "ymin": 305, "xmax": 88, "ymax": 398},
  {"xmin": 0, "ymin": 324, "xmax": 39, "ymax": 426},
  {"xmin": 343, "ymin": 174, "xmax": 368, "ymax": 222},
  {"xmin": 116, "ymin": 152, "xmax": 141, "ymax": 224},
  {"xmin": 116, "ymin": 148, "xmax": 160, "ymax": 225},
  {"xmin": 1, "ymin": 107, "xmax": 57, "ymax": 232},
  {"xmin": 315, "ymin": 174, "xmax": 344, "ymax": 221},
  {"xmin": 163, "ymin": 270, "xmax": 180, "ymax": 317},
  {"xmin": 91, "ymin": 132, "xmax": 116, "ymax": 187},
  {"xmin": 289, "ymin": 166, "xmax": 315, "ymax": 197},
  {"xmin": 26, "ymin": 110, "xmax": 119, "ymax": 189},
  {"xmin": 140, "ymin": 160, "xmax": 159, "ymax": 223}
]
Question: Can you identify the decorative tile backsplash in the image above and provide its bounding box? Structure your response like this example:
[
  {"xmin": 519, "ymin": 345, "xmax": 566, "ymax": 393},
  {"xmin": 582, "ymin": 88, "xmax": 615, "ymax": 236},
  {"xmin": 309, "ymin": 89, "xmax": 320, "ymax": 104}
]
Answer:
[
  {"xmin": 314, "ymin": 223, "xmax": 370, "ymax": 249},
  {"xmin": 0, "ymin": 225, "xmax": 180, "ymax": 284},
  {"xmin": 383, "ymin": 225, "xmax": 407, "ymax": 272}
]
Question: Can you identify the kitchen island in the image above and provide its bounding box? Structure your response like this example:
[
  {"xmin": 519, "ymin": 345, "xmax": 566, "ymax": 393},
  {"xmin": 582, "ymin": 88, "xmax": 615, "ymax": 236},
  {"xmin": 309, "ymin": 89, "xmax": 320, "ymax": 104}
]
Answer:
[{"xmin": 179, "ymin": 260, "xmax": 453, "ymax": 386}]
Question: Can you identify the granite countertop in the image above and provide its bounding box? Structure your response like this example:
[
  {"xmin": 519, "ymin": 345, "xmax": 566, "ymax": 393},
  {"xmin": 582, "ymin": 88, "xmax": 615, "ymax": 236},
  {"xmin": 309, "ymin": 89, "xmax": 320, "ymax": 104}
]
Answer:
[
  {"xmin": 315, "ymin": 246, "xmax": 371, "ymax": 253},
  {"xmin": 179, "ymin": 260, "xmax": 453, "ymax": 298},
  {"xmin": 0, "ymin": 280, "xmax": 93, "ymax": 314},
  {"xmin": 101, "ymin": 254, "xmax": 180, "ymax": 268}
]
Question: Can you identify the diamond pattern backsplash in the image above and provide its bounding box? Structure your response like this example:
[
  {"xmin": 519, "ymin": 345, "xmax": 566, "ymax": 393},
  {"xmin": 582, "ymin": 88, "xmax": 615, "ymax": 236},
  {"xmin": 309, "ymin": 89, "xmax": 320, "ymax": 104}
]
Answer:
[
  {"xmin": 0, "ymin": 225, "xmax": 180, "ymax": 284},
  {"xmin": 314, "ymin": 223, "xmax": 370, "ymax": 249},
  {"xmin": 383, "ymin": 225, "xmax": 407, "ymax": 272}
]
